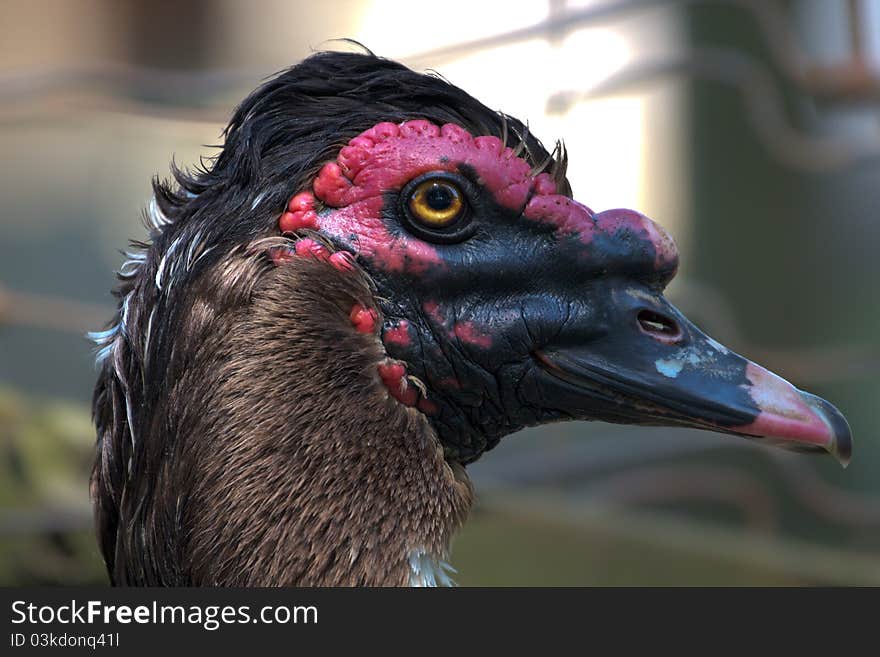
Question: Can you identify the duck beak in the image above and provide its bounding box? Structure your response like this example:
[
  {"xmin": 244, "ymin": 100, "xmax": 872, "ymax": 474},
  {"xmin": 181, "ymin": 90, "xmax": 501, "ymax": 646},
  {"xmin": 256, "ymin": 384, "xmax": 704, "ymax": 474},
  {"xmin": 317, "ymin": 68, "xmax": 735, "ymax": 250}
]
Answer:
[
  {"xmin": 532, "ymin": 295, "xmax": 852, "ymax": 466},
  {"xmin": 731, "ymin": 365, "xmax": 851, "ymax": 465}
]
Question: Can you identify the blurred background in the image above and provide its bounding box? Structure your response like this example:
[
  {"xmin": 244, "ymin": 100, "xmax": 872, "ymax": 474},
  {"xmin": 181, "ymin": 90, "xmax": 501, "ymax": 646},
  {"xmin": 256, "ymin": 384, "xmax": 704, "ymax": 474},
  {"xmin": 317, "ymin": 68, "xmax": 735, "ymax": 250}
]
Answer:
[{"xmin": 2, "ymin": 0, "xmax": 879, "ymax": 585}]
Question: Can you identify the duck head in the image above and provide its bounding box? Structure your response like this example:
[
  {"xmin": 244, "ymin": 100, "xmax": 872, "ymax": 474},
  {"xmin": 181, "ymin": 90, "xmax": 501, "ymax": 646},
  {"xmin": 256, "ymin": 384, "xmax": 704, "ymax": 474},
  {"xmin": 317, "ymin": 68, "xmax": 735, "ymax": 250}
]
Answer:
[
  {"xmin": 92, "ymin": 51, "xmax": 852, "ymax": 586},
  {"xmin": 277, "ymin": 113, "xmax": 851, "ymax": 466}
]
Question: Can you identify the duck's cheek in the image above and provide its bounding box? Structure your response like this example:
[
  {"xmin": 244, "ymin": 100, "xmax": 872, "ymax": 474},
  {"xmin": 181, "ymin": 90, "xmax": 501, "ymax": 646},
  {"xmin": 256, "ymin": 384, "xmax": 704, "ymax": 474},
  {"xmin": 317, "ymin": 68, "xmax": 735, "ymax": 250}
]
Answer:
[
  {"xmin": 321, "ymin": 201, "xmax": 448, "ymax": 277},
  {"xmin": 378, "ymin": 305, "xmax": 491, "ymax": 407},
  {"xmin": 382, "ymin": 298, "xmax": 535, "ymax": 380},
  {"xmin": 382, "ymin": 318, "xmax": 414, "ymax": 348},
  {"xmin": 279, "ymin": 188, "xmax": 447, "ymax": 277}
]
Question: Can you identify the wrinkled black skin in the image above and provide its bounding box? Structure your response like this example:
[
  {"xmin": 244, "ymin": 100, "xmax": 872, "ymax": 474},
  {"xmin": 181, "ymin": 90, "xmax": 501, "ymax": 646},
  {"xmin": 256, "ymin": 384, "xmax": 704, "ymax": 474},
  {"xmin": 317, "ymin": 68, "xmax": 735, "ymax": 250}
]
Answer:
[{"xmin": 361, "ymin": 168, "xmax": 761, "ymax": 463}]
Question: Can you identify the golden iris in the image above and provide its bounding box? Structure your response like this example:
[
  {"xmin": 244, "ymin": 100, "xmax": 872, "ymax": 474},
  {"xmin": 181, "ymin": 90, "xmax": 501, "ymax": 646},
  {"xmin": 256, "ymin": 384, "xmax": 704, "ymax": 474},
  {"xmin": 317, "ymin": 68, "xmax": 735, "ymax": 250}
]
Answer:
[{"xmin": 407, "ymin": 180, "xmax": 464, "ymax": 227}]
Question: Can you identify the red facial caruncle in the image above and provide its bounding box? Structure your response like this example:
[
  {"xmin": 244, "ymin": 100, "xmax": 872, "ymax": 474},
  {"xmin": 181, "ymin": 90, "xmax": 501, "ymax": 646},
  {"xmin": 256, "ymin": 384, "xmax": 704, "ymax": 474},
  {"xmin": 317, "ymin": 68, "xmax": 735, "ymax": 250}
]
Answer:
[
  {"xmin": 279, "ymin": 191, "xmax": 319, "ymax": 233},
  {"xmin": 305, "ymin": 120, "xmax": 538, "ymax": 275},
  {"xmin": 275, "ymin": 118, "xmax": 677, "ymax": 277},
  {"xmin": 349, "ymin": 304, "xmax": 378, "ymax": 334},
  {"xmin": 377, "ymin": 359, "xmax": 437, "ymax": 414},
  {"xmin": 382, "ymin": 320, "xmax": 412, "ymax": 348}
]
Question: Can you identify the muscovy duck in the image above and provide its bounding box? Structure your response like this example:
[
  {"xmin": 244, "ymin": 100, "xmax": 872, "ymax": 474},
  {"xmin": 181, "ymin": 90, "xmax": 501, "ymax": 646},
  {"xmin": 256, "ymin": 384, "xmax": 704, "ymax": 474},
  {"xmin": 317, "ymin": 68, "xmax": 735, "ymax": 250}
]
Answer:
[{"xmin": 90, "ymin": 51, "xmax": 852, "ymax": 586}]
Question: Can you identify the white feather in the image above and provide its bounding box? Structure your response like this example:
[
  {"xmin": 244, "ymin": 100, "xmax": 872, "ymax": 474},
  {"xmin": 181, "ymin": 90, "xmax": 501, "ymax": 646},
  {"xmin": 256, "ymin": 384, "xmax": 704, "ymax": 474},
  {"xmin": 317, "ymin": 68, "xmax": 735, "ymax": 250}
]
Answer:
[
  {"xmin": 148, "ymin": 196, "xmax": 171, "ymax": 230},
  {"xmin": 250, "ymin": 191, "xmax": 266, "ymax": 210},
  {"xmin": 155, "ymin": 234, "xmax": 185, "ymax": 291},
  {"xmin": 408, "ymin": 548, "xmax": 457, "ymax": 587}
]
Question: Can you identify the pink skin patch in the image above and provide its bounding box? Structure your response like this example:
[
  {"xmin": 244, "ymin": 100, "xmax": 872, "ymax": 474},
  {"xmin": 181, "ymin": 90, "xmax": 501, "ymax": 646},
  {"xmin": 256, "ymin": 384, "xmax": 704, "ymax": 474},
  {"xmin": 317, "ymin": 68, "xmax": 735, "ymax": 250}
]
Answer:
[
  {"xmin": 423, "ymin": 300, "xmax": 441, "ymax": 320},
  {"xmin": 595, "ymin": 209, "xmax": 678, "ymax": 271},
  {"xmin": 294, "ymin": 238, "xmax": 330, "ymax": 261},
  {"xmin": 267, "ymin": 245, "xmax": 296, "ymax": 266},
  {"xmin": 533, "ymin": 172, "xmax": 557, "ymax": 196},
  {"xmin": 523, "ymin": 194, "xmax": 594, "ymax": 236},
  {"xmin": 268, "ymin": 239, "xmax": 354, "ymax": 272},
  {"xmin": 734, "ymin": 363, "xmax": 834, "ymax": 449},
  {"xmin": 523, "ymin": 201, "xmax": 678, "ymax": 272},
  {"xmin": 349, "ymin": 304, "xmax": 378, "ymax": 334},
  {"xmin": 638, "ymin": 214, "xmax": 678, "ymax": 270},
  {"xmin": 383, "ymin": 320, "xmax": 412, "ymax": 347},
  {"xmin": 377, "ymin": 361, "xmax": 419, "ymax": 407},
  {"xmin": 285, "ymin": 120, "xmax": 543, "ymax": 275},
  {"xmin": 280, "ymin": 118, "xmax": 678, "ymax": 276},
  {"xmin": 279, "ymin": 191, "xmax": 319, "ymax": 233},
  {"xmin": 328, "ymin": 250, "xmax": 356, "ymax": 272},
  {"xmin": 452, "ymin": 322, "xmax": 493, "ymax": 348},
  {"xmin": 376, "ymin": 359, "xmax": 438, "ymax": 414},
  {"xmin": 423, "ymin": 300, "xmax": 493, "ymax": 350},
  {"xmin": 317, "ymin": 121, "xmax": 533, "ymax": 211}
]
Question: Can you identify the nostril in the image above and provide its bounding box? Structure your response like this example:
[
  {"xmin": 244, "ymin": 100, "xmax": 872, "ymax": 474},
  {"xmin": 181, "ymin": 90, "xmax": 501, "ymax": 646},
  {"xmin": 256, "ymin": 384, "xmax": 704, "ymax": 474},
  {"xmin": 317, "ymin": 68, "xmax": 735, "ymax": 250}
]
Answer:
[{"xmin": 637, "ymin": 309, "xmax": 682, "ymax": 344}]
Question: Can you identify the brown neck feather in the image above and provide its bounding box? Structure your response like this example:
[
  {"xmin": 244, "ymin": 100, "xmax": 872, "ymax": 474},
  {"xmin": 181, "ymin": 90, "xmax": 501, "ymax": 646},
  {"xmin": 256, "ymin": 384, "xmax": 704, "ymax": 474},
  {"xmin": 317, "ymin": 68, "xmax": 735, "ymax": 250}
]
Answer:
[{"xmin": 100, "ymin": 244, "xmax": 472, "ymax": 585}]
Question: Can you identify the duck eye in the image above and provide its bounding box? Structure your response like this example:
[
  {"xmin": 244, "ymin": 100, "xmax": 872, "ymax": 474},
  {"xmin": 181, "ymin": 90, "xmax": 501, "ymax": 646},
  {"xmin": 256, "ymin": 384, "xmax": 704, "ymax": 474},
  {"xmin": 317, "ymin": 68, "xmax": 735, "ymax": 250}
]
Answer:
[
  {"xmin": 400, "ymin": 172, "xmax": 475, "ymax": 244},
  {"xmin": 408, "ymin": 180, "xmax": 465, "ymax": 227}
]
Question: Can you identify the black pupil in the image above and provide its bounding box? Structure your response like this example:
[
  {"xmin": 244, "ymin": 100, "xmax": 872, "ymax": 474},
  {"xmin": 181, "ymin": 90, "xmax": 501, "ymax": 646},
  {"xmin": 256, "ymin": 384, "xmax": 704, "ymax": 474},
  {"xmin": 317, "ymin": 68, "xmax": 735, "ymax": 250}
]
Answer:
[{"xmin": 425, "ymin": 184, "xmax": 453, "ymax": 211}]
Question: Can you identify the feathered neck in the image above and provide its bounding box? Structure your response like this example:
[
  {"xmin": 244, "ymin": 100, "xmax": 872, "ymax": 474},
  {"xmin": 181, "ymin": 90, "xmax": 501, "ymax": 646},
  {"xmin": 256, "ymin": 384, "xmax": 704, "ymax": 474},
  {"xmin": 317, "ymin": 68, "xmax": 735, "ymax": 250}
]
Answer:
[{"xmin": 92, "ymin": 236, "xmax": 472, "ymax": 585}]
